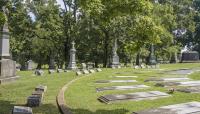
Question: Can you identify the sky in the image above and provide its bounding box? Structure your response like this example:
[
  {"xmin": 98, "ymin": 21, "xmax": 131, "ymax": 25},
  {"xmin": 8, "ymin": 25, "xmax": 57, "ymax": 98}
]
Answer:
[{"xmin": 56, "ymin": 0, "xmax": 65, "ymax": 9}]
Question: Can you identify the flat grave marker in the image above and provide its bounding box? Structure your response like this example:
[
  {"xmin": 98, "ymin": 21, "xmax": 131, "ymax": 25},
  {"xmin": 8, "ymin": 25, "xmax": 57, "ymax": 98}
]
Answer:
[
  {"xmin": 145, "ymin": 77, "xmax": 190, "ymax": 82},
  {"xmin": 156, "ymin": 81, "xmax": 200, "ymax": 87},
  {"xmin": 96, "ymin": 80, "xmax": 137, "ymax": 83},
  {"xmin": 177, "ymin": 87, "xmax": 200, "ymax": 93},
  {"xmin": 134, "ymin": 101, "xmax": 200, "ymax": 114},
  {"xmin": 83, "ymin": 69, "xmax": 90, "ymax": 74},
  {"xmin": 114, "ymin": 76, "xmax": 138, "ymax": 78},
  {"xmin": 98, "ymin": 91, "xmax": 170, "ymax": 104},
  {"xmin": 12, "ymin": 106, "xmax": 33, "ymax": 114},
  {"xmin": 96, "ymin": 85, "xmax": 150, "ymax": 92}
]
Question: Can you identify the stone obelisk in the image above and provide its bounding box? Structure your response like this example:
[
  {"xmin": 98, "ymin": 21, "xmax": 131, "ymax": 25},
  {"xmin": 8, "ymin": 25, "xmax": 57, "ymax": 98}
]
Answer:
[
  {"xmin": 148, "ymin": 44, "xmax": 157, "ymax": 65},
  {"xmin": 67, "ymin": 41, "xmax": 77, "ymax": 70},
  {"xmin": 110, "ymin": 39, "xmax": 120, "ymax": 68},
  {"xmin": 0, "ymin": 8, "xmax": 19, "ymax": 84}
]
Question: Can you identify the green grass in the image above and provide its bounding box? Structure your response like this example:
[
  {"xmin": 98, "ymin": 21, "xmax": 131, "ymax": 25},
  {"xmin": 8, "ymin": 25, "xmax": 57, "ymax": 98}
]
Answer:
[
  {"xmin": 0, "ymin": 70, "xmax": 77, "ymax": 114},
  {"xmin": 65, "ymin": 63, "xmax": 200, "ymax": 114}
]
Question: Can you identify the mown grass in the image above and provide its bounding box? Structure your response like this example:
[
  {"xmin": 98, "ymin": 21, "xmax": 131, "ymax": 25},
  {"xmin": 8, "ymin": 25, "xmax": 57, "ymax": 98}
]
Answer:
[
  {"xmin": 65, "ymin": 63, "xmax": 200, "ymax": 114},
  {"xmin": 0, "ymin": 70, "xmax": 77, "ymax": 114}
]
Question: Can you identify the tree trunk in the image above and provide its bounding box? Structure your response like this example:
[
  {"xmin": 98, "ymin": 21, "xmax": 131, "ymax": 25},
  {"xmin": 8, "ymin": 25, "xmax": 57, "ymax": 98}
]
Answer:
[{"xmin": 136, "ymin": 53, "xmax": 140, "ymax": 65}]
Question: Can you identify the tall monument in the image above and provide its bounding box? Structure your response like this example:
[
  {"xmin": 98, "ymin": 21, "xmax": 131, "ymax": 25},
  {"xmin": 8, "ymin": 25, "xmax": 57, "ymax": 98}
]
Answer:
[
  {"xmin": 110, "ymin": 39, "xmax": 120, "ymax": 68},
  {"xmin": 67, "ymin": 41, "xmax": 77, "ymax": 70},
  {"xmin": 148, "ymin": 44, "xmax": 157, "ymax": 65},
  {"xmin": 0, "ymin": 8, "xmax": 18, "ymax": 84}
]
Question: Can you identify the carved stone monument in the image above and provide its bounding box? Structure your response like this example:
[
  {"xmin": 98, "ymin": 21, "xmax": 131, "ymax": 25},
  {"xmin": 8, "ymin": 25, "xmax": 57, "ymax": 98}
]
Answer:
[
  {"xmin": 148, "ymin": 44, "xmax": 157, "ymax": 65},
  {"xmin": 0, "ymin": 11, "xmax": 19, "ymax": 84},
  {"xmin": 67, "ymin": 41, "xmax": 77, "ymax": 70},
  {"xmin": 110, "ymin": 39, "xmax": 120, "ymax": 68}
]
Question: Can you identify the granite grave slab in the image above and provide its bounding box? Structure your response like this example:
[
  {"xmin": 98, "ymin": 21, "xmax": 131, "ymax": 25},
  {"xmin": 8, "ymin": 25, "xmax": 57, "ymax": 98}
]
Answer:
[
  {"xmin": 133, "ymin": 101, "xmax": 200, "ymax": 114},
  {"xmin": 12, "ymin": 106, "xmax": 33, "ymax": 114},
  {"xmin": 96, "ymin": 80, "xmax": 137, "ymax": 83},
  {"xmin": 156, "ymin": 81, "xmax": 200, "ymax": 87},
  {"xmin": 145, "ymin": 77, "xmax": 190, "ymax": 82},
  {"xmin": 27, "ymin": 95, "xmax": 41, "ymax": 107},
  {"xmin": 96, "ymin": 85, "xmax": 150, "ymax": 92},
  {"xmin": 114, "ymin": 76, "xmax": 138, "ymax": 78},
  {"xmin": 98, "ymin": 91, "xmax": 170, "ymax": 104},
  {"xmin": 35, "ymin": 85, "xmax": 47, "ymax": 92},
  {"xmin": 177, "ymin": 87, "xmax": 200, "ymax": 93}
]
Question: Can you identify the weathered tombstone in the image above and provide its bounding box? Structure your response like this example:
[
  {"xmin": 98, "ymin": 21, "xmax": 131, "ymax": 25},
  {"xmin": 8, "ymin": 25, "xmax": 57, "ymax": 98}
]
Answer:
[
  {"xmin": 76, "ymin": 71, "xmax": 82, "ymax": 76},
  {"xmin": 181, "ymin": 51, "xmax": 199, "ymax": 62},
  {"xmin": 35, "ymin": 85, "xmax": 47, "ymax": 92},
  {"xmin": 81, "ymin": 63, "xmax": 87, "ymax": 70},
  {"xmin": 67, "ymin": 41, "xmax": 77, "ymax": 70},
  {"xmin": 26, "ymin": 60, "xmax": 33, "ymax": 70},
  {"xmin": 96, "ymin": 68, "xmax": 102, "ymax": 72},
  {"xmin": 27, "ymin": 95, "xmax": 41, "ymax": 107},
  {"xmin": 48, "ymin": 69, "xmax": 55, "ymax": 74},
  {"xmin": 134, "ymin": 65, "xmax": 140, "ymax": 69},
  {"xmin": 89, "ymin": 69, "xmax": 95, "ymax": 73},
  {"xmin": 96, "ymin": 85, "xmax": 149, "ymax": 92},
  {"xmin": 83, "ymin": 69, "xmax": 89, "ymax": 74},
  {"xmin": 34, "ymin": 69, "xmax": 44, "ymax": 76},
  {"xmin": 140, "ymin": 64, "xmax": 146, "ymax": 69},
  {"xmin": 110, "ymin": 39, "xmax": 120, "ymax": 68},
  {"xmin": 32, "ymin": 91, "xmax": 44, "ymax": 100},
  {"xmin": 87, "ymin": 62, "xmax": 94, "ymax": 69},
  {"xmin": 96, "ymin": 80, "xmax": 137, "ymax": 83},
  {"xmin": 98, "ymin": 91, "xmax": 170, "ymax": 104},
  {"xmin": 57, "ymin": 69, "xmax": 64, "ymax": 73},
  {"xmin": 12, "ymin": 106, "xmax": 33, "ymax": 114},
  {"xmin": 0, "ymin": 12, "xmax": 19, "ymax": 84}
]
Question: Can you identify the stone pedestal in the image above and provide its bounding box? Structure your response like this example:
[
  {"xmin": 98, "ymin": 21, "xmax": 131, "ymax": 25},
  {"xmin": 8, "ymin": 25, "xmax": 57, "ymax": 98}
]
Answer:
[{"xmin": 67, "ymin": 41, "xmax": 77, "ymax": 70}]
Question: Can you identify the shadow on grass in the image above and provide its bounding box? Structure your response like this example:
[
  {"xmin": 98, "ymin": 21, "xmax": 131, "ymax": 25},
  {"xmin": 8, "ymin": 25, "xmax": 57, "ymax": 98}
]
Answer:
[
  {"xmin": 0, "ymin": 100, "xmax": 60, "ymax": 114},
  {"xmin": 70, "ymin": 108, "xmax": 129, "ymax": 114}
]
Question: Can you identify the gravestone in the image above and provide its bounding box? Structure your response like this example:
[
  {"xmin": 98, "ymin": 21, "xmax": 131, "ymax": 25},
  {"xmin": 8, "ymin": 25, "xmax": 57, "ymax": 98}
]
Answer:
[
  {"xmin": 26, "ymin": 60, "xmax": 33, "ymax": 70},
  {"xmin": 134, "ymin": 102, "xmax": 200, "ymax": 114},
  {"xmin": 57, "ymin": 69, "xmax": 64, "ymax": 73},
  {"xmin": 27, "ymin": 95, "xmax": 41, "ymax": 107},
  {"xmin": 114, "ymin": 76, "xmax": 138, "ymax": 78},
  {"xmin": 89, "ymin": 69, "xmax": 95, "ymax": 73},
  {"xmin": 148, "ymin": 44, "xmax": 157, "ymax": 65},
  {"xmin": 32, "ymin": 91, "xmax": 44, "ymax": 100},
  {"xmin": 81, "ymin": 63, "xmax": 87, "ymax": 70},
  {"xmin": 96, "ymin": 85, "xmax": 149, "ymax": 92},
  {"xmin": 96, "ymin": 80, "xmax": 137, "ymax": 83},
  {"xmin": 76, "ymin": 71, "xmax": 82, "ymax": 76},
  {"xmin": 98, "ymin": 91, "xmax": 170, "ymax": 104},
  {"xmin": 35, "ymin": 85, "xmax": 47, "ymax": 92},
  {"xmin": 110, "ymin": 39, "xmax": 120, "ymax": 68},
  {"xmin": 67, "ymin": 41, "xmax": 77, "ymax": 70},
  {"xmin": 83, "ymin": 69, "xmax": 89, "ymax": 74},
  {"xmin": 156, "ymin": 81, "xmax": 200, "ymax": 87},
  {"xmin": 49, "ymin": 52, "xmax": 55, "ymax": 69},
  {"xmin": 145, "ymin": 77, "xmax": 190, "ymax": 82},
  {"xmin": 48, "ymin": 69, "xmax": 55, "ymax": 74},
  {"xmin": 181, "ymin": 51, "xmax": 199, "ymax": 62},
  {"xmin": 12, "ymin": 106, "xmax": 33, "ymax": 114},
  {"xmin": 34, "ymin": 70, "xmax": 44, "ymax": 76},
  {"xmin": 0, "ymin": 14, "xmax": 19, "ymax": 84},
  {"xmin": 177, "ymin": 87, "xmax": 200, "ymax": 93},
  {"xmin": 96, "ymin": 68, "xmax": 102, "ymax": 72},
  {"xmin": 134, "ymin": 65, "xmax": 140, "ymax": 69},
  {"xmin": 87, "ymin": 62, "xmax": 94, "ymax": 69}
]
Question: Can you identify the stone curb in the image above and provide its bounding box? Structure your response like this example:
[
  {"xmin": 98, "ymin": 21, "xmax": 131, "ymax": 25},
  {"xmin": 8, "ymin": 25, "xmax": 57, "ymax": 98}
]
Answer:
[{"xmin": 56, "ymin": 74, "xmax": 91, "ymax": 114}]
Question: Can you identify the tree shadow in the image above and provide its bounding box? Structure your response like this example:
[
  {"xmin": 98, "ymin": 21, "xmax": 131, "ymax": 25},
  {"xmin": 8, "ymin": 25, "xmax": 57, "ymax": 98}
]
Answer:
[
  {"xmin": 70, "ymin": 108, "xmax": 129, "ymax": 114},
  {"xmin": 0, "ymin": 100, "xmax": 60, "ymax": 114}
]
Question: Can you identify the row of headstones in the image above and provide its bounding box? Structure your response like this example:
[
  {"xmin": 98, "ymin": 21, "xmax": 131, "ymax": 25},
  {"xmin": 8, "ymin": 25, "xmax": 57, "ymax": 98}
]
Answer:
[
  {"xmin": 34, "ymin": 69, "xmax": 70, "ymax": 76},
  {"xmin": 12, "ymin": 85, "xmax": 47, "ymax": 114},
  {"xmin": 76, "ymin": 68, "xmax": 103, "ymax": 76},
  {"xmin": 134, "ymin": 64, "xmax": 160, "ymax": 69}
]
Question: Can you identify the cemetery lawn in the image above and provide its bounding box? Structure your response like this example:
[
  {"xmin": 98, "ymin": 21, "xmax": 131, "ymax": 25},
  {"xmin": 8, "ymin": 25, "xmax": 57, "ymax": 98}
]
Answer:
[
  {"xmin": 0, "ymin": 71, "xmax": 76, "ymax": 114},
  {"xmin": 65, "ymin": 63, "xmax": 200, "ymax": 114}
]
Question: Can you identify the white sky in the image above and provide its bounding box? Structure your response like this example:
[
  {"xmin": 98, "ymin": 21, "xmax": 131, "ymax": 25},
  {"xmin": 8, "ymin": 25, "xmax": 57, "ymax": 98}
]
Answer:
[{"xmin": 56, "ymin": 0, "xmax": 65, "ymax": 9}]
